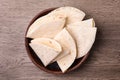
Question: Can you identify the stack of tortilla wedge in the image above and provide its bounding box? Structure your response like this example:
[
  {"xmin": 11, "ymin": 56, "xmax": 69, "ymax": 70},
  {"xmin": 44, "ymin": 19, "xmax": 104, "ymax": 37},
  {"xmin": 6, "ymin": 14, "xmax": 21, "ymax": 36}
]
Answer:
[{"xmin": 26, "ymin": 6, "xmax": 97, "ymax": 73}]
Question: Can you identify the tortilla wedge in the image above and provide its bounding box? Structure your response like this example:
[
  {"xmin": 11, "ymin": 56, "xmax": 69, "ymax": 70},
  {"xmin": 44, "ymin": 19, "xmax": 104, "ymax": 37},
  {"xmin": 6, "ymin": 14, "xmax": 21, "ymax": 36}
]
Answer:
[
  {"xmin": 26, "ymin": 14, "xmax": 66, "ymax": 38},
  {"xmin": 48, "ymin": 6, "xmax": 85, "ymax": 25},
  {"xmin": 54, "ymin": 28, "xmax": 76, "ymax": 73},
  {"xmin": 29, "ymin": 38, "xmax": 62, "ymax": 66},
  {"xmin": 67, "ymin": 19, "xmax": 97, "ymax": 58}
]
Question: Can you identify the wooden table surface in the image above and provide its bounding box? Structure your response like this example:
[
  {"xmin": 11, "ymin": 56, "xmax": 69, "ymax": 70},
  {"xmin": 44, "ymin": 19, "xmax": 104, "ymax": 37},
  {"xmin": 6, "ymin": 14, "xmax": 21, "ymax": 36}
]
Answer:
[{"xmin": 0, "ymin": 0, "xmax": 120, "ymax": 80}]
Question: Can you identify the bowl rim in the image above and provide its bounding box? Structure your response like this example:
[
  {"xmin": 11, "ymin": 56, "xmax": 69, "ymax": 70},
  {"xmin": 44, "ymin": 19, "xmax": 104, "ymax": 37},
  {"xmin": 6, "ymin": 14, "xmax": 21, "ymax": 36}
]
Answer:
[{"xmin": 25, "ymin": 7, "xmax": 90, "ymax": 74}]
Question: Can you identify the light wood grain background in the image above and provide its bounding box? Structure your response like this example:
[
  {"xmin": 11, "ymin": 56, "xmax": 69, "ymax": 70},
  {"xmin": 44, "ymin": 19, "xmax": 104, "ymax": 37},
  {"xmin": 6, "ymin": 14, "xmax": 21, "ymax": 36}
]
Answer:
[{"xmin": 0, "ymin": 0, "xmax": 120, "ymax": 80}]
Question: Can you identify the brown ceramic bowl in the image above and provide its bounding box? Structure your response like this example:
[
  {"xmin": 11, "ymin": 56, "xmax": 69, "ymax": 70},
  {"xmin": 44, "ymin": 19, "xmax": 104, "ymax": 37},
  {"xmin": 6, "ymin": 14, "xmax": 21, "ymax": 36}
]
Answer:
[{"xmin": 25, "ymin": 8, "xmax": 90, "ymax": 74}]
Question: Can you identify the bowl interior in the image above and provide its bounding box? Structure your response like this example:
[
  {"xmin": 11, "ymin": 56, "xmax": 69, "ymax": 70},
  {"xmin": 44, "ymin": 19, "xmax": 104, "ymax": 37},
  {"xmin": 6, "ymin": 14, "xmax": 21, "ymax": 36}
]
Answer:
[{"xmin": 25, "ymin": 8, "xmax": 89, "ymax": 74}]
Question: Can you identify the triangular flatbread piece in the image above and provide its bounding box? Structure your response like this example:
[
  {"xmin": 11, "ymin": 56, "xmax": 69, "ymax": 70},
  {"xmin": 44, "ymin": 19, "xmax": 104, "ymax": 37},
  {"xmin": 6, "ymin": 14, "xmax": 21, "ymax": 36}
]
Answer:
[
  {"xmin": 26, "ymin": 14, "xmax": 66, "ymax": 38},
  {"xmin": 48, "ymin": 6, "xmax": 85, "ymax": 25},
  {"xmin": 54, "ymin": 28, "xmax": 76, "ymax": 73},
  {"xmin": 29, "ymin": 38, "xmax": 62, "ymax": 66},
  {"xmin": 67, "ymin": 19, "xmax": 97, "ymax": 58}
]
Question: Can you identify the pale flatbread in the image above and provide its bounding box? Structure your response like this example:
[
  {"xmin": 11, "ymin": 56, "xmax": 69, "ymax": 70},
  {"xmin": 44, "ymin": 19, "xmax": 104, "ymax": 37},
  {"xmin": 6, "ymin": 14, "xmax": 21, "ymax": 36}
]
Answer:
[
  {"xmin": 31, "ymin": 38, "xmax": 62, "ymax": 51},
  {"xmin": 26, "ymin": 14, "xmax": 66, "ymax": 38},
  {"xmin": 29, "ymin": 38, "xmax": 62, "ymax": 66},
  {"xmin": 67, "ymin": 19, "xmax": 97, "ymax": 58},
  {"xmin": 68, "ymin": 18, "xmax": 95, "ymax": 27},
  {"xmin": 48, "ymin": 6, "xmax": 85, "ymax": 25},
  {"xmin": 54, "ymin": 28, "xmax": 76, "ymax": 73}
]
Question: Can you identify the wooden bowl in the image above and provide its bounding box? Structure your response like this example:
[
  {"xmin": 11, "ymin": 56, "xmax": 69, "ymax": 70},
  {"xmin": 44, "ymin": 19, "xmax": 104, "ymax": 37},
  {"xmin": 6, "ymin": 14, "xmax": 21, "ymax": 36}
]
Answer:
[{"xmin": 25, "ymin": 8, "xmax": 90, "ymax": 74}]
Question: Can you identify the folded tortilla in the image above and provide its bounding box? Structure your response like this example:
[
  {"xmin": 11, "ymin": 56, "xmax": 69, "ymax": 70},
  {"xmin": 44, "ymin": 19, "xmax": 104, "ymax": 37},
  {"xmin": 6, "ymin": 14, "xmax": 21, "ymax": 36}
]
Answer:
[
  {"xmin": 54, "ymin": 28, "xmax": 76, "ymax": 73},
  {"xmin": 29, "ymin": 38, "xmax": 62, "ymax": 66},
  {"xmin": 26, "ymin": 14, "xmax": 66, "ymax": 38},
  {"xmin": 67, "ymin": 19, "xmax": 97, "ymax": 58},
  {"xmin": 48, "ymin": 6, "xmax": 85, "ymax": 25}
]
